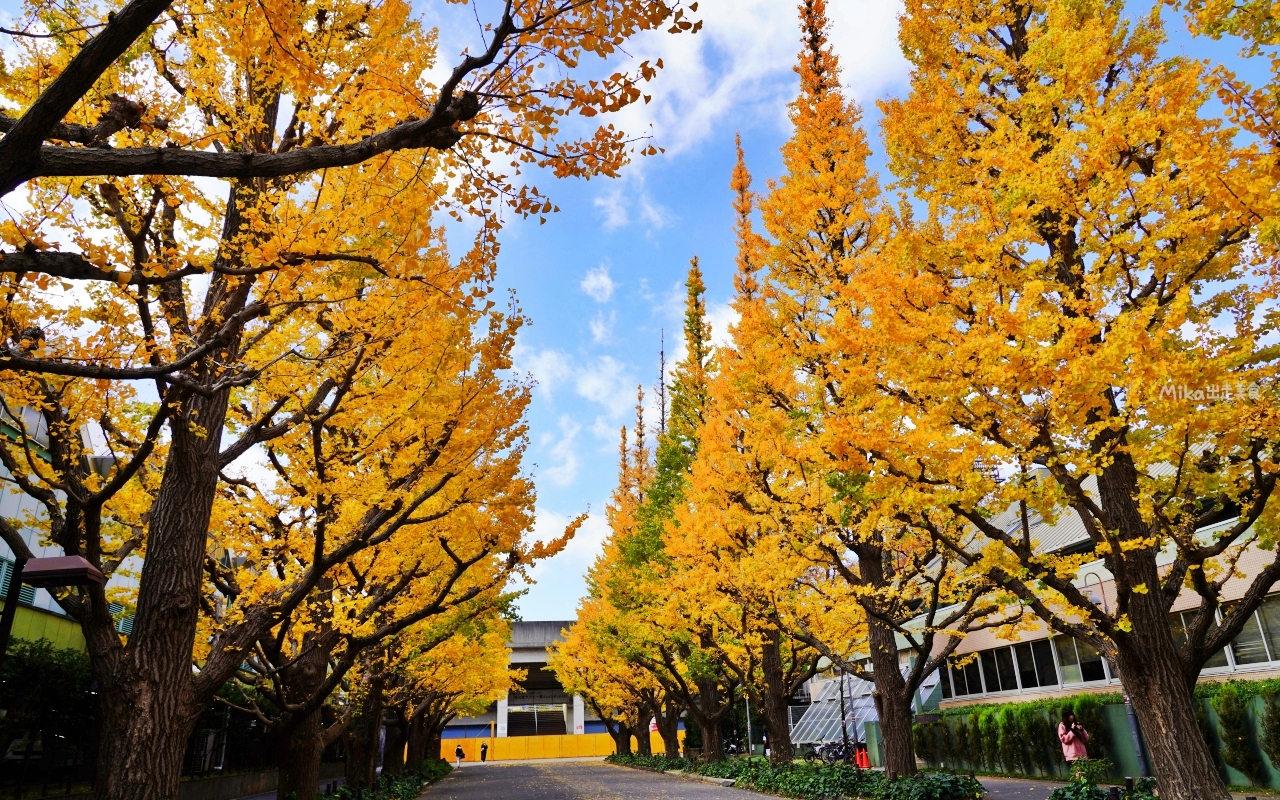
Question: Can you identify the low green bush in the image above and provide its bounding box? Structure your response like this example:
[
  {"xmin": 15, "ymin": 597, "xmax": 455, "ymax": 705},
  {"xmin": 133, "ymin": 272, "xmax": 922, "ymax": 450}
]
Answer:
[
  {"xmin": 1048, "ymin": 759, "xmax": 1111, "ymax": 800},
  {"xmin": 872, "ymin": 772, "xmax": 984, "ymax": 800},
  {"xmin": 604, "ymin": 753, "xmax": 695, "ymax": 772},
  {"xmin": 1045, "ymin": 760, "xmax": 1155, "ymax": 800},
  {"xmin": 608, "ymin": 754, "xmax": 980, "ymax": 800}
]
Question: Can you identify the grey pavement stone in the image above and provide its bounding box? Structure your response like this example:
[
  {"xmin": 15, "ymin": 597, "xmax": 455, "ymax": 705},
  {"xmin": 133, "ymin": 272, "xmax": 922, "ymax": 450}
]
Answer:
[
  {"xmin": 422, "ymin": 761, "xmax": 770, "ymax": 799},
  {"xmin": 978, "ymin": 776, "xmax": 1063, "ymax": 800}
]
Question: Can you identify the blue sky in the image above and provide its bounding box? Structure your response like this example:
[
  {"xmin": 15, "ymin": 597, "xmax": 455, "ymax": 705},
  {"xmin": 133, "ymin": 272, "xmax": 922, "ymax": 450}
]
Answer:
[{"xmin": 431, "ymin": 0, "xmax": 916, "ymax": 621}]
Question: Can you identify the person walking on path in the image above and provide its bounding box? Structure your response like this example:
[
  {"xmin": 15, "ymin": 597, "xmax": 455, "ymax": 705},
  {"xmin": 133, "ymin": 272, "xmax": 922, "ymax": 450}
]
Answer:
[
  {"xmin": 1058, "ymin": 709, "xmax": 1089, "ymax": 763},
  {"xmin": 455, "ymin": 744, "xmax": 464, "ymax": 768},
  {"xmin": 480, "ymin": 742, "xmax": 489, "ymax": 764}
]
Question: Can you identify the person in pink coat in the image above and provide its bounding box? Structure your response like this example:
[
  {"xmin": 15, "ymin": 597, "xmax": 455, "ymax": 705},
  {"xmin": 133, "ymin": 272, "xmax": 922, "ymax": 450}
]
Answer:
[{"xmin": 1059, "ymin": 709, "xmax": 1089, "ymax": 762}]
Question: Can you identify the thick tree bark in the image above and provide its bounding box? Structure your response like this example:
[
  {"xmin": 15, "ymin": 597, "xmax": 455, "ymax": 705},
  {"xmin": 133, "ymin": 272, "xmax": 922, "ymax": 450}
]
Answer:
[
  {"xmin": 682, "ymin": 677, "xmax": 735, "ymax": 764},
  {"xmin": 651, "ymin": 697, "xmax": 681, "ymax": 758},
  {"xmin": 381, "ymin": 705, "xmax": 406, "ymax": 776},
  {"xmin": 276, "ymin": 712, "xmax": 323, "ymax": 800},
  {"xmin": 345, "ymin": 677, "xmax": 385, "ymax": 789},
  {"xmin": 404, "ymin": 709, "xmax": 427, "ymax": 770},
  {"xmin": 95, "ymin": 378, "xmax": 237, "ymax": 800},
  {"xmin": 1093, "ymin": 450, "xmax": 1232, "ymax": 800},
  {"xmin": 596, "ymin": 706, "xmax": 632, "ymax": 756},
  {"xmin": 85, "ymin": 183, "xmax": 268, "ymax": 800},
  {"xmin": 696, "ymin": 717, "xmax": 723, "ymax": 764},
  {"xmin": 867, "ymin": 612, "xmax": 916, "ymax": 779},
  {"xmin": 422, "ymin": 713, "xmax": 448, "ymax": 765},
  {"xmin": 1116, "ymin": 642, "xmax": 1227, "ymax": 800},
  {"xmin": 631, "ymin": 705, "xmax": 652, "ymax": 756},
  {"xmin": 274, "ymin": 639, "xmax": 329, "ymax": 800},
  {"xmin": 758, "ymin": 627, "xmax": 794, "ymax": 764}
]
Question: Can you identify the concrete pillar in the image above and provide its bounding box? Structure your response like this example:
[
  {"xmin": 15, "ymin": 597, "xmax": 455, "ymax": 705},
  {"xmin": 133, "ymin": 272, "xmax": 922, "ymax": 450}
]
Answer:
[
  {"xmin": 497, "ymin": 697, "xmax": 509, "ymax": 737},
  {"xmin": 572, "ymin": 695, "xmax": 585, "ymax": 734}
]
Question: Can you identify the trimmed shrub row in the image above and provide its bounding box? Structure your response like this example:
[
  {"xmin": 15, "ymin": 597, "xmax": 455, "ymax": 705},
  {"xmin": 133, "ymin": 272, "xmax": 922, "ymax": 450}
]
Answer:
[
  {"xmin": 914, "ymin": 694, "xmax": 1117, "ymax": 779},
  {"xmin": 605, "ymin": 754, "xmax": 983, "ymax": 800},
  {"xmin": 917, "ymin": 677, "xmax": 1280, "ymax": 790}
]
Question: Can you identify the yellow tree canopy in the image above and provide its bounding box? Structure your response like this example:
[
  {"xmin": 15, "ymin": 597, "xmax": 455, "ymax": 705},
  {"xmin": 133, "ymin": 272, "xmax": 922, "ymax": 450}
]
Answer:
[{"xmin": 0, "ymin": 0, "xmax": 701, "ymax": 197}]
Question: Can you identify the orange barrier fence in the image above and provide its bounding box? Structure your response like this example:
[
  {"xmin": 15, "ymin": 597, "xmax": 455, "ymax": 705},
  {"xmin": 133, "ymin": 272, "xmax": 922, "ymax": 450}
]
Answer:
[{"xmin": 441, "ymin": 731, "xmax": 680, "ymax": 762}]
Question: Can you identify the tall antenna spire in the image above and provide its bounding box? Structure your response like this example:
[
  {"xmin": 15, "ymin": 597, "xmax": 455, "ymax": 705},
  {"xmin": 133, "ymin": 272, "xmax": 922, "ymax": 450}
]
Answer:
[{"xmin": 655, "ymin": 329, "xmax": 668, "ymax": 436}]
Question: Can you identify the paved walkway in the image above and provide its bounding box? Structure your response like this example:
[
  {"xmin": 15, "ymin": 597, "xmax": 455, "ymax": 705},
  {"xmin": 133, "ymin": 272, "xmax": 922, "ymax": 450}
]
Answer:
[
  {"xmin": 423, "ymin": 761, "xmax": 769, "ymax": 799},
  {"xmin": 979, "ymin": 776, "xmax": 1063, "ymax": 800}
]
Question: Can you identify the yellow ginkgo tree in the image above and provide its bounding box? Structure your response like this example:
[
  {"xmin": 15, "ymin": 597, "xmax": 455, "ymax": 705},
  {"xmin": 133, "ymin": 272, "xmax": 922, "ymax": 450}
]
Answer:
[
  {"xmin": 0, "ymin": 0, "xmax": 685, "ymax": 797},
  {"xmin": 862, "ymin": 0, "xmax": 1280, "ymax": 797}
]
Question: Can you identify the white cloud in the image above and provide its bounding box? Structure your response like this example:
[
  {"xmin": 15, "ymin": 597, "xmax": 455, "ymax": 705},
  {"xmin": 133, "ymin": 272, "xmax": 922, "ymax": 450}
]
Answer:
[
  {"xmin": 593, "ymin": 189, "xmax": 631, "ymax": 231},
  {"xmin": 513, "ymin": 344, "xmax": 574, "ymax": 399},
  {"xmin": 516, "ymin": 346, "xmax": 639, "ymax": 427},
  {"xmin": 592, "ymin": 181, "xmax": 672, "ymax": 233},
  {"xmin": 656, "ymin": 279, "xmax": 687, "ymax": 323},
  {"xmin": 639, "ymin": 196, "xmax": 671, "ymax": 229},
  {"xmin": 580, "ymin": 264, "xmax": 618, "ymax": 302},
  {"xmin": 587, "ymin": 0, "xmax": 910, "ymax": 162},
  {"xmin": 516, "ymin": 506, "xmax": 612, "ymax": 619},
  {"xmin": 707, "ymin": 300, "xmax": 740, "ymax": 349},
  {"xmin": 539, "ymin": 416, "xmax": 582, "ymax": 487},
  {"xmin": 574, "ymin": 356, "xmax": 638, "ymax": 420},
  {"xmin": 589, "ymin": 310, "xmax": 616, "ymax": 344}
]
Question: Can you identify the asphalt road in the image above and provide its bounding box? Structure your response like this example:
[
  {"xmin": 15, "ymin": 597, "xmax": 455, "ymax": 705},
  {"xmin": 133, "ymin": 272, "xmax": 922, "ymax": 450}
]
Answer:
[
  {"xmin": 422, "ymin": 761, "xmax": 770, "ymax": 800},
  {"xmin": 979, "ymin": 776, "xmax": 1062, "ymax": 800}
]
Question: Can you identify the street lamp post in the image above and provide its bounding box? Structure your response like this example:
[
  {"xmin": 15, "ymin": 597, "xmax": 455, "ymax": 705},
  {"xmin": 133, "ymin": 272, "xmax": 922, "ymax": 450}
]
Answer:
[
  {"xmin": 0, "ymin": 556, "xmax": 103, "ymax": 672},
  {"xmin": 838, "ymin": 670, "xmax": 850, "ymax": 750}
]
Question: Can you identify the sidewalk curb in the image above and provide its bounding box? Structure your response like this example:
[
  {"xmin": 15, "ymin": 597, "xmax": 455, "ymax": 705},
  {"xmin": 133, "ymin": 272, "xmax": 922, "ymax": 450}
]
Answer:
[{"xmin": 666, "ymin": 771, "xmax": 736, "ymax": 787}]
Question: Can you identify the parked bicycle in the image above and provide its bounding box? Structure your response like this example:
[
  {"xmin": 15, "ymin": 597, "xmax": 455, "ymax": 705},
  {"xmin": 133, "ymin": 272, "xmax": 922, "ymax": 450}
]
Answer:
[{"xmin": 805, "ymin": 741, "xmax": 856, "ymax": 765}]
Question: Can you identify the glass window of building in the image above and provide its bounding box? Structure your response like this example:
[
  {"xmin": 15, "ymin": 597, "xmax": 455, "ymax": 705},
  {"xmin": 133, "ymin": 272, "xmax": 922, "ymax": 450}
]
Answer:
[
  {"xmin": 1031, "ymin": 639, "xmax": 1058, "ymax": 686},
  {"xmin": 1076, "ymin": 639, "xmax": 1107, "ymax": 682},
  {"xmin": 1014, "ymin": 642, "xmax": 1039, "ymax": 689},
  {"xmin": 994, "ymin": 647, "xmax": 1018, "ymax": 691},
  {"xmin": 979, "ymin": 650, "xmax": 1001, "ymax": 692},
  {"xmin": 1055, "ymin": 637, "xmax": 1082, "ymax": 684},
  {"xmin": 1230, "ymin": 606, "xmax": 1271, "ymax": 665},
  {"xmin": 1256, "ymin": 595, "xmax": 1280, "ymax": 663},
  {"xmin": 963, "ymin": 658, "xmax": 981, "ymax": 695},
  {"xmin": 1055, "ymin": 638, "xmax": 1108, "ymax": 684}
]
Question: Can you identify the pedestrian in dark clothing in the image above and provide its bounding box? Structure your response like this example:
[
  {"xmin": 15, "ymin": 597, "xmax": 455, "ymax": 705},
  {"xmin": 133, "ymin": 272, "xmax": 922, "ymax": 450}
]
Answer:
[
  {"xmin": 455, "ymin": 744, "xmax": 464, "ymax": 767},
  {"xmin": 480, "ymin": 742, "xmax": 489, "ymax": 763}
]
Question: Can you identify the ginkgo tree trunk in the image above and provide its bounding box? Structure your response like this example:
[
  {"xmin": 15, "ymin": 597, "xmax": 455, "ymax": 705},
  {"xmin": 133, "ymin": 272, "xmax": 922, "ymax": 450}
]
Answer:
[{"xmin": 866, "ymin": 1, "xmax": 1280, "ymax": 798}]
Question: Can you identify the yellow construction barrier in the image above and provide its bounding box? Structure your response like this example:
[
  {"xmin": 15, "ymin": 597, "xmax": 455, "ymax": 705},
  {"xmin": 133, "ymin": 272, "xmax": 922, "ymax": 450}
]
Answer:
[{"xmin": 441, "ymin": 731, "xmax": 680, "ymax": 762}]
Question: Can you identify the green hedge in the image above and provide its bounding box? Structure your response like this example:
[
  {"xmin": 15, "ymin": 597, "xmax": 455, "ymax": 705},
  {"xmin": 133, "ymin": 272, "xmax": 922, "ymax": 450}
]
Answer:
[
  {"xmin": 920, "ymin": 677, "xmax": 1280, "ymax": 791},
  {"xmin": 916, "ymin": 694, "xmax": 1121, "ymax": 779},
  {"xmin": 605, "ymin": 754, "xmax": 983, "ymax": 800}
]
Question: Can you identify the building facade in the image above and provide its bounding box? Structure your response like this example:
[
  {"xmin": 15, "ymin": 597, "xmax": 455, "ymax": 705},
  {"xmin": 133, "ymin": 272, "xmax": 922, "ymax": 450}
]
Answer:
[{"xmin": 444, "ymin": 620, "xmax": 600, "ymax": 739}]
